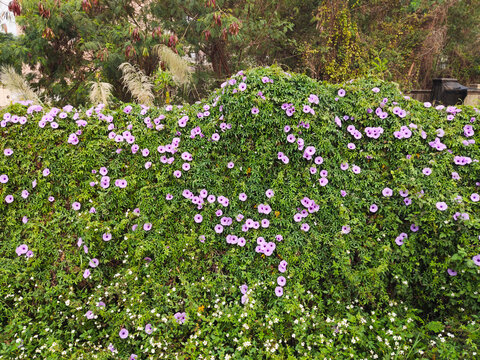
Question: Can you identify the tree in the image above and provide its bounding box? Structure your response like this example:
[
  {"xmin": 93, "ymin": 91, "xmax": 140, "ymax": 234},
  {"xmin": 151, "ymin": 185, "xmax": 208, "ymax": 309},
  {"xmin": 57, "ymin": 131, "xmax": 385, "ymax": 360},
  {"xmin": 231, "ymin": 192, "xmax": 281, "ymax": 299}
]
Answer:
[
  {"xmin": 4, "ymin": 0, "xmax": 176, "ymax": 105},
  {"xmin": 149, "ymin": 0, "xmax": 300, "ymax": 78},
  {"xmin": 0, "ymin": 0, "xmax": 478, "ymax": 105}
]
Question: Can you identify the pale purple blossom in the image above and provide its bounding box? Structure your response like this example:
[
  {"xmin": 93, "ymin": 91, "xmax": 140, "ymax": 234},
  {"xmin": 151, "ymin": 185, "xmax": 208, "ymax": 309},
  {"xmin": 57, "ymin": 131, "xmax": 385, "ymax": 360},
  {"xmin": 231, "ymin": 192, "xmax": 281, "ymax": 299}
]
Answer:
[
  {"xmin": 119, "ymin": 328, "xmax": 129, "ymax": 339},
  {"xmin": 382, "ymin": 187, "xmax": 393, "ymax": 197},
  {"xmin": 436, "ymin": 202, "xmax": 448, "ymax": 211}
]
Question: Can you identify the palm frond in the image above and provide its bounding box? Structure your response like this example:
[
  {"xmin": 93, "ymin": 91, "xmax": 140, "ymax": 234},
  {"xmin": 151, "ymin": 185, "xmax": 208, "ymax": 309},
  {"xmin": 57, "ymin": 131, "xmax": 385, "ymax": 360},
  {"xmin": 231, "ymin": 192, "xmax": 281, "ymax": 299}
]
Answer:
[
  {"xmin": 0, "ymin": 65, "xmax": 41, "ymax": 104},
  {"xmin": 118, "ymin": 62, "xmax": 154, "ymax": 105},
  {"xmin": 89, "ymin": 80, "xmax": 113, "ymax": 106},
  {"xmin": 153, "ymin": 45, "xmax": 193, "ymax": 87}
]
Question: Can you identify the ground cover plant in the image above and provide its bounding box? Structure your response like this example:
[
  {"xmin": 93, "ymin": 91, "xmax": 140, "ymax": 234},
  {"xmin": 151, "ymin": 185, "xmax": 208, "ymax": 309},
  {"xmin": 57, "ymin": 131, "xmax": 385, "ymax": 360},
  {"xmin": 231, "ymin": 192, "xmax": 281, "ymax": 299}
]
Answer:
[{"xmin": 0, "ymin": 66, "xmax": 479, "ymax": 359}]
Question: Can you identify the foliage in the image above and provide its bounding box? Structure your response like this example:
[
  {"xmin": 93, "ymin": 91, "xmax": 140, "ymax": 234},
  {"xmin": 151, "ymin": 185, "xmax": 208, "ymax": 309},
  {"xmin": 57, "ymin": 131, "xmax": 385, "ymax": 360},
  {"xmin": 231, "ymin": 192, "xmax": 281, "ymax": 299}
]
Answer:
[
  {"xmin": 1, "ymin": 67, "xmax": 479, "ymax": 358},
  {"xmin": 150, "ymin": 0, "xmax": 295, "ymax": 78},
  {"xmin": 0, "ymin": 1, "xmax": 479, "ymax": 106},
  {"xmin": 301, "ymin": 1, "xmax": 364, "ymax": 83},
  {"xmin": 1, "ymin": 0, "xmax": 175, "ymax": 106}
]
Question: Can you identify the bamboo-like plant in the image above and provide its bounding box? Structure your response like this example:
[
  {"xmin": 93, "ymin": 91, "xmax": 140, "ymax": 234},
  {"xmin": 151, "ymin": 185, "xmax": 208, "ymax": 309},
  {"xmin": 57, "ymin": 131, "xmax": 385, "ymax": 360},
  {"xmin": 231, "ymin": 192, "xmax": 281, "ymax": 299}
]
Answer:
[
  {"xmin": 0, "ymin": 65, "xmax": 42, "ymax": 104},
  {"xmin": 153, "ymin": 45, "xmax": 193, "ymax": 87},
  {"xmin": 118, "ymin": 62, "xmax": 154, "ymax": 105},
  {"xmin": 89, "ymin": 80, "xmax": 113, "ymax": 106}
]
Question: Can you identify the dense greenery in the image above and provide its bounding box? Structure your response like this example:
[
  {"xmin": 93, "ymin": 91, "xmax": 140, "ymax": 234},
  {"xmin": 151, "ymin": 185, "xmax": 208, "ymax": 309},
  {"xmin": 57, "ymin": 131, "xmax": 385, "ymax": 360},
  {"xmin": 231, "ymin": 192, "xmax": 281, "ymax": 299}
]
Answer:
[
  {"xmin": 1, "ymin": 67, "xmax": 479, "ymax": 359},
  {"xmin": 1, "ymin": 0, "xmax": 479, "ymax": 106}
]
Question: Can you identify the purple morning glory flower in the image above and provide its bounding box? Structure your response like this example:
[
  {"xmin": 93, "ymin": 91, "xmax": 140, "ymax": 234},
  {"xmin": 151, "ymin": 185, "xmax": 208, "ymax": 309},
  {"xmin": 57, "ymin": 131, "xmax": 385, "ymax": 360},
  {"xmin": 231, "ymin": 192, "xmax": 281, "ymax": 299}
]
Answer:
[
  {"xmin": 447, "ymin": 268, "xmax": 457, "ymax": 276},
  {"xmin": 114, "ymin": 179, "xmax": 128, "ymax": 188},
  {"xmin": 145, "ymin": 323, "xmax": 153, "ymax": 334},
  {"xmin": 301, "ymin": 223, "xmax": 310, "ymax": 232},
  {"xmin": 89, "ymin": 258, "xmax": 99, "ymax": 268},
  {"xmin": 314, "ymin": 156, "xmax": 323, "ymax": 165},
  {"xmin": 382, "ymin": 187, "xmax": 393, "ymax": 197},
  {"xmin": 119, "ymin": 328, "xmax": 129, "ymax": 339},
  {"xmin": 472, "ymin": 255, "xmax": 480, "ymax": 266},
  {"xmin": 15, "ymin": 244, "xmax": 28, "ymax": 256},
  {"xmin": 143, "ymin": 223, "xmax": 152, "ymax": 231},
  {"xmin": 369, "ymin": 204, "xmax": 378, "ymax": 213},
  {"xmin": 174, "ymin": 312, "xmax": 186, "ymax": 324},
  {"xmin": 352, "ymin": 165, "xmax": 361, "ymax": 174},
  {"xmin": 436, "ymin": 202, "xmax": 448, "ymax": 211},
  {"xmin": 275, "ymin": 286, "xmax": 284, "ymax": 297},
  {"xmin": 83, "ymin": 269, "xmax": 91, "ymax": 279},
  {"xmin": 240, "ymin": 284, "xmax": 248, "ymax": 294},
  {"xmin": 278, "ymin": 260, "xmax": 288, "ymax": 273}
]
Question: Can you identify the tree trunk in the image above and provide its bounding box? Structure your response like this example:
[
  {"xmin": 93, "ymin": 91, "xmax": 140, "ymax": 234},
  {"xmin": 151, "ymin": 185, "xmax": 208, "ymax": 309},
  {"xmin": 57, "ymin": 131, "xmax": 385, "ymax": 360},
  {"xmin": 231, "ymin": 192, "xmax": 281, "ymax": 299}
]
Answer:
[{"xmin": 209, "ymin": 39, "xmax": 230, "ymax": 78}]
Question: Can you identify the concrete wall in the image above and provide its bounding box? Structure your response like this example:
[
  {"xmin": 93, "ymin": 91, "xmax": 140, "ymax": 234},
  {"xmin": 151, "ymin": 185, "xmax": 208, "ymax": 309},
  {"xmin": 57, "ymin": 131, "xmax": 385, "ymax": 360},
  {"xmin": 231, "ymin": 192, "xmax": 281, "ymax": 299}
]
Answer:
[
  {"xmin": 0, "ymin": 86, "xmax": 18, "ymax": 108},
  {"xmin": 407, "ymin": 90, "xmax": 432, "ymax": 103},
  {"xmin": 464, "ymin": 90, "xmax": 480, "ymax": 106}
]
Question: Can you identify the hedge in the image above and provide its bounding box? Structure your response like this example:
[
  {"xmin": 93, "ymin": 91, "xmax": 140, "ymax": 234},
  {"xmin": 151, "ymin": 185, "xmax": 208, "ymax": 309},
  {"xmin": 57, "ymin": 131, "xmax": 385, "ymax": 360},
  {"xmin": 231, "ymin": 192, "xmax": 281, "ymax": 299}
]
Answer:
[{"xmin": 0, "ymin": 66, "xmax": 479, "ymax": 359}]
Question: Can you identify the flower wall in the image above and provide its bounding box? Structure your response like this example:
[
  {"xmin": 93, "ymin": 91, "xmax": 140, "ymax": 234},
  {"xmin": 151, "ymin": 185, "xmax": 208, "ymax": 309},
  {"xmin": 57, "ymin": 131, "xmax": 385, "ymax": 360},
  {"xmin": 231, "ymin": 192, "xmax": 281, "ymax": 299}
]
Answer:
[{"xmin": 1, "ymin": 66, "xmax": 479, "ymax": 359}]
